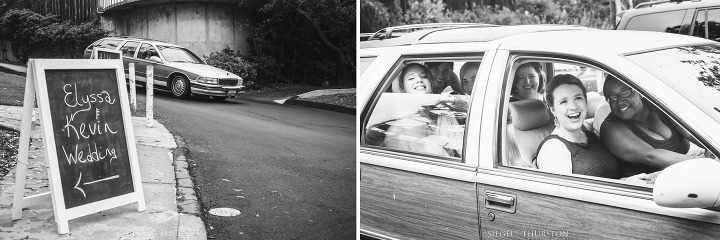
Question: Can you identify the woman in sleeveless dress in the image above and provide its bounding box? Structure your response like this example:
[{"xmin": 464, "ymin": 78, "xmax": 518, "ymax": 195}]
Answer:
[{"xmin": 535, "ymin": 74, "xmax": 620, "ymax": 178}]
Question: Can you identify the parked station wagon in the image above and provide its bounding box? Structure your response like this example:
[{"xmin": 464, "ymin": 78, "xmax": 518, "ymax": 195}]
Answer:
[
  {"xmin": 616, "ymin": 0, "xmax": 720, "ymax": 42},
  {"xmin": 84, "ymin": 37, "xmax": 244, "ymax": 100},
  {"xmin": 359, "ymin": 25, "xmax": 720, "ymax": 239}
]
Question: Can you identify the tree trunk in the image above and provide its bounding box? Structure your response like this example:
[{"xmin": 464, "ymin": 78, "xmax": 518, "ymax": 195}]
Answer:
[{"xmin": 295, "ymin": 6, "xmax": 353, "ymax": 86}]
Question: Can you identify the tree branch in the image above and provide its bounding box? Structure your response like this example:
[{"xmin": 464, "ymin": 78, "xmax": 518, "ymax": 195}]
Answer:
[{"xmin": 295, "ymin": 5, "xmax": 353, "ymax": 69}]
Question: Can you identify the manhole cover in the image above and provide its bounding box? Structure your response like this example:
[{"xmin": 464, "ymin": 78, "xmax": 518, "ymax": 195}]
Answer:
[{"xmin": 209, "ymin": 208, "xmax": 241, "ymax": 217}]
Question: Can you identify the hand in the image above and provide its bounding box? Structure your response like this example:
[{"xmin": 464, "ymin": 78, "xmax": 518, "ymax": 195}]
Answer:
[
  {"xmin": 623, "ymin": 171, "xmax": 661, "ymax": 185},
  {"xmin": 703, "ymin": 149, "xmax": 717, "ymax": 160}
]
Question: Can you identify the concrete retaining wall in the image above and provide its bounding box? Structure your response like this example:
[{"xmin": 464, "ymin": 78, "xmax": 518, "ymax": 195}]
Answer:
[{"xmin": 100, "ymin": 2, "xmax": 252, "ymax": 58}]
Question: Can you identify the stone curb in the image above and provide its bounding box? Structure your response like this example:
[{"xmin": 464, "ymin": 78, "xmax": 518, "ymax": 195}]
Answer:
[
  {"xmin": 284, "ymin": 96, "xmax": 355, "ymax": 115},
  {"xmin": 0, "ymin": 122, "xmax": 18, "ymax": 132},
  {"xmin": 0, "ymin": 64, "xmax": 26, "ymax": 76},
  {"xmin": 171, "ymin": 134, "xmax": 207, "ymax": 238}
]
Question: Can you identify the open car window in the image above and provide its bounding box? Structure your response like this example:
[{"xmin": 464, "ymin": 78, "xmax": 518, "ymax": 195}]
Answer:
[{"xmin": 361, "ymin": 56, "xmax": 483, "ymax": 163}]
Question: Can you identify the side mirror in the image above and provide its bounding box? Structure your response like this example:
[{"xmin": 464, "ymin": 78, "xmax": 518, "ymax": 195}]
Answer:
[{"xmin": 653, "ymin": 158, "xmax": 720, "ymax": 208}]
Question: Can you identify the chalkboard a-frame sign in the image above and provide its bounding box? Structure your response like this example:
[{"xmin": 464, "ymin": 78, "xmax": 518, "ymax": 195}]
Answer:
[{"xmin": 11, "ymin": 59, "xmax": 145, "ymax": 234}]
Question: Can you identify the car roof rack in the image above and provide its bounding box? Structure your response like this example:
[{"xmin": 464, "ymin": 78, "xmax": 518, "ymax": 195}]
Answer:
[
  {"xmin": 634, "ymin": 0, "xmax": 701, "ymax": 9},
  {"xmin": 366, "ymin": 23, "xmax": 497, "ymax": 41}
]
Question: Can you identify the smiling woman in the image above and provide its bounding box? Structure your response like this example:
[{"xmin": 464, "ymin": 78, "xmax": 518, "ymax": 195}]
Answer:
[{"xmin": 364, "ymin": 56, "xmax": 483, "ymax": 161}]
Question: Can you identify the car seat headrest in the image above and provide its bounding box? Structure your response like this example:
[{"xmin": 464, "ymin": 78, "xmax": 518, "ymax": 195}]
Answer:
[
  {"xmin": 586, "ymin": 91, "xmax": 604, "ymax": 118},
  {"xmin": 509, "ymin": 99, "xmax": 551, "ymax": 131}
]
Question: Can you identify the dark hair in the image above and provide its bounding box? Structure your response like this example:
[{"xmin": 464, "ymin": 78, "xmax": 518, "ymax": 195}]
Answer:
[
  {"xmin": 425, "ymin": 62, "xmax": 454, "ymax": 69},
  {"xmin": 603, "ymin": 74, "xmax": 621, "ymax": 95},
  {"xmin": 399, "ymin": 63, "xmax": 435, "ymax": 92},
  {"xmin": 545, "ymin": 74, "xmax": 587, "ymax": 108},
  {"xmin": 460, "ymin": 62, "xmax": 481, "ymax": 77},
  {"xmin": 512, "ymin": 62, "xmax": 545, "ymax": 94}
]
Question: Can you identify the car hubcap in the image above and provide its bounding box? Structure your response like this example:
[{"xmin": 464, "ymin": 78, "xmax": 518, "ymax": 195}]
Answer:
[{"xmin": 173, "ymin": 77, "xmax": 185, "ymax": 96}]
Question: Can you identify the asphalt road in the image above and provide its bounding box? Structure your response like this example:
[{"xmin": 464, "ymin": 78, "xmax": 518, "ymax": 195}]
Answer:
[{"xmin": 137, "ymin": 90, "xmax": 355, "ymax": 239}]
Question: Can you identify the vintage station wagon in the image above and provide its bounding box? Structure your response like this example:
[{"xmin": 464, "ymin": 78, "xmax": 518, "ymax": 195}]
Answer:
[
  {"xmin": 359, "ymin": 25, "xmax": 720, "ymax": 239},
  {"xmin": 84, "ymin": 37, "xmax": 244, "ymax": 100}
]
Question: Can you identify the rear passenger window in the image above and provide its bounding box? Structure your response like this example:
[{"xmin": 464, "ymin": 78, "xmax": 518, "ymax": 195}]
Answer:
[
  {"xmin": 97, "ymin": 39, "xmax": 123, "ymax": 49},
  {"xmin": 120, "ymin": 41, "xmax": 141, "ymax": 58},
  {"xmin": 693, "ymin": 10, "xmax": 706, "ymax": 38},
  {"xmin": 626, "ymin": 10, "xmax": 686, "ymax": 33},
  {"xmin": 706, "ymin": 9, "xmax": 720, "ymax": 41},
  {"xmin": 361, "ymin": 56, "xmax": 483, "ymax": 162}
]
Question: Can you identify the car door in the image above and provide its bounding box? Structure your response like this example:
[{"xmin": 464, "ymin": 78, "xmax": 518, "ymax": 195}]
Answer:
[
  {"xmin": 118, "ymin": 41, "xmax": 141, "ymax": 81},
  {"xmin": 359, "ymin": 44, "xmax": 496, "ymax": 239},
  {"xmin": 133, "ymin": 43, "xmax": 164, "ymax": 87},
  {"xmin": 476, "ymin": 50, "xmax": 720, "ymax": 239}
]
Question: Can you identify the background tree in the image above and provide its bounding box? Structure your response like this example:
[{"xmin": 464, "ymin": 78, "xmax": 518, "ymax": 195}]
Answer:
[{"xmin": 238, "ymin": 0, "xmax": 355, "ymax": 87}]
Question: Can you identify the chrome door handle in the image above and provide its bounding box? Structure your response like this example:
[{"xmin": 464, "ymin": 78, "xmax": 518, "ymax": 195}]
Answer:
[
  {"xmin": 484, "ymin": 190, "xmax": 517, "ymax": 213},
  {"xmin": 486, "ymin": 192, "xmax": 515, "ymax": 205}
]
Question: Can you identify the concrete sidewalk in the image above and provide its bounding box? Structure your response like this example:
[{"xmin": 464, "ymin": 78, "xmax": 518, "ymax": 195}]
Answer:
[{"xmin": 0, "ymin": 105, "xmax": 205, "ymax": 239}]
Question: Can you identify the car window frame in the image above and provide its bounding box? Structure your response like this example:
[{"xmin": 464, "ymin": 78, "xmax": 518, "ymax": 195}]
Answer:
[
  {"xmin": 476, "ymin": 50, "xmax": 720, "ymax": 223},
  {"xmin": 97, "ymin": 39, "xmax": 124, "ymax": 50},
  {"xmin": 119, "ymin": 41, "xmax": 142, "ymax": 58},
  {"xmin": 360, "ymin": 53, "xmax": 485, "ymax": 166},
  {"xmin": 495, "ymin": 52, "xmax": 720, "ymax": 191},
  {"xmin": 491, "ymin": 53, "xmax": 658, "ymax": 190}
]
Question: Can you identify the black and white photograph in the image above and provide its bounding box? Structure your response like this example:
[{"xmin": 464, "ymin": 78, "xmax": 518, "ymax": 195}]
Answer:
[
  {"xmin": 359, "ymin": 0, "xmax": 720, "ymax": 239},
  {"xmin": 1, "ymin": 0, "xmax": 720, "ymax": 239},
  {"xmin": 0, "ymin": 0, "xmax": 355, "ymax": 239}
]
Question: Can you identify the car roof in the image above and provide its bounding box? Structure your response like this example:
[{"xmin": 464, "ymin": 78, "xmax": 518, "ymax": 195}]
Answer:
[
  {"xmin": 102, "ymin": 36, "xmax": 182, "ymax": 48},
  {"xmin": 498, "ymin": 29, "xmax": 714, "ymax": 55},
  {"xmin": 361, "ymin": 25, "xmax": 716, "ymax": 56},
  {"xmin": 622, "ymin": 0, "xmax": 719, "ymax": 16},
  {"xmin": 359, "ymin": 25, "xmax": 588, "ymax": 49}
]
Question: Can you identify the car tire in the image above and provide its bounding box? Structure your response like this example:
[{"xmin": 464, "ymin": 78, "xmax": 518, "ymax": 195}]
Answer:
[
  {"xmin": 210, "ymin": 96, "xmax": 228, "ymax": 101},
  {"xmin": 170, "ymin": 75, "xmax": 191, "ymax": 98}
]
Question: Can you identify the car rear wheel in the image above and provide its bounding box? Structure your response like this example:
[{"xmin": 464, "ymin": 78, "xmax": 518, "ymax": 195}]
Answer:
[{"xmin": 171, "ymin": 75, "xmax": 191, "ymax": 98}]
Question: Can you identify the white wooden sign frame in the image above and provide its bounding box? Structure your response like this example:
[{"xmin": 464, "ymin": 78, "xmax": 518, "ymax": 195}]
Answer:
[
  {"xmin": 12, "ymin": 59, "xmax": 145, "ymax": 234},
  {"xmin": 92, "ymin": 47, "xmax": 122, "ymax": 60}
]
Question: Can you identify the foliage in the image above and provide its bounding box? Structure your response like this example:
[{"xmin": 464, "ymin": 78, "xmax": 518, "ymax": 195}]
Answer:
[
  {"xmin": 361, "ymin": 0, "xmax": 393, "ymax": 32},
  {"xmin": 239, "ymin": 0, "xmax": 355, "ymax": 86},
  {"xmin": 204, "ymin": 47, "xmax": 258, "ymax": 85},
  {"xmin": 360, "ymin": 0, "xmax": 615, "ymax": 32},
  {"xmin": 403, "ymin": 0, "xmax": 447, "ymax": 24},
  {"xmin": 0, "ymin": 9, "xmax": 108, "ymax": 62},
  {"xmin": 0, "ymin": 9, "xmax": 55, "ymax": 62}
]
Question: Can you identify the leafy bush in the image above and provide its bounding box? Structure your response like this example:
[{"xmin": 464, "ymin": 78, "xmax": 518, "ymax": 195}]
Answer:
[
  {"xmin": 204, "ymin": 47, "xmax": 258, "ymax": 85},
  {"xmin": 246, "ymin": 54, "xmax": 281, "ymax": 86},
  {"xmin": 361, "ymin": 0, "xmax": 392, "ymax": 32},
  {"xmin": 378, "ymin": 0, "xmax": 614, "ymax": 30},
  {"xmin": 0, "ymin": 9, "xmax": 55, "ymax": 62},
  {"xmin": 0, "ymin": 9, "xmax": 108, "ymax": 62},
  {"xmin": 403, "ymin": 0, "xmax": 447, "ymax": 24}
]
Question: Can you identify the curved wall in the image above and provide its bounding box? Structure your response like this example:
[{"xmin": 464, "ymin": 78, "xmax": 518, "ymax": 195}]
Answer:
[{"xmin": 100, "ymin": 2, "xmax": 252, "ymax": 58}]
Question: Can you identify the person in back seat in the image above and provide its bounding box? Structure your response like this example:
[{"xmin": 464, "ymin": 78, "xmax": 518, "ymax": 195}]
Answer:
[
  {"xmin": 534, "ymin": 74, "xmax": 621, "ymax": 178},
  {"xmin": 425, "ymin": 62, "xmax": 464, "ymax": 94},
  {"xmin": 460, "ymin": 62, "xmax": 480, "ymax": 95},
  {"xmin": 398, "ymin": 63, "xmax": 435, "ymax": 94},
  {"xmin": 510, "ymin": 62, "xmax": 545, "ymax": 102}
]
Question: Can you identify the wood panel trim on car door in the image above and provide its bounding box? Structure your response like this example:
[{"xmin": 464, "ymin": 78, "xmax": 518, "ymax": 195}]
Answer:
[
  {"xmin": 360, "ymin": 163, "xmax": 479, "ymax": 240},
  {"xmin": 477, "ymin": 179, "xmax": 720, "ymax": 239}
]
